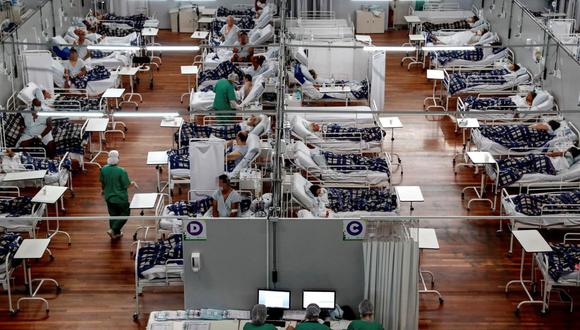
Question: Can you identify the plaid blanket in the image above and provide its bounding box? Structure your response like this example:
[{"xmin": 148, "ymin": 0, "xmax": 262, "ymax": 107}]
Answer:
[
  {"xmin": 167, "ymin": 148, "xmax": 190, "ymax": 170},
  {"xmin": 175, "ymin": 123, "xmax": 241, "ymax": 146},
  {"xmin": 198, "ymin": 61, "xmax": 245, "ymax": 86},
  {"xmin": 97, "ymin": 24, "xmax": 138, "ymax": 37},
  {"xmin": 434, "ymin": 48, "xmax": 484, "ymax": 65},
  {"xmin": 137, "ymin": 234, "xmax": 183, "ymax": 279},
  {"xmin": 327, "ymin": 188, "xmax": 396, "ymax": 213},
  {"xmin": 2, "ymin": 113, "xmax": 25, "ymax": 147},
  {"xmin": 545, "ymin": 243, "xmax": 580, "ymax": 281},
  {"xmin": 322, "ymin": 151, "xmax": 390, "ymax": 175},
  {"xmin": 52, "ymin": 121, "xmax": 88, "ymax": 155},
  {"xmin": 101, "ymin": 13, "xmax": 147, "ymax": 30},
  {"xmin": 495, "ymin": 155, "xmax": 556, "ymax": 187},
  {"xmin": 479, "ymin": 125, "xmax": 554, "ymax": 149},
  {"xmin": 325, "ymin": 124, "xmax": 383, "ymax": 142},
  {"xmin": 53, "ymin": 95, "xmax": 101, "ymax": 112},
  {"xmin": 20, "ymin": 153, "xmax": 71, "ymax": 173},
  {"xmin": 463, "ymin": 95, "xmax": 515, "ymax": 110},
  {"xmin": 512, "ymin": 190, "xmax": 580, "ymax": 216},
  {"xmin": 0, "ymin": 197, "xmax": 34, "ymax": 217},
  {"xmin": 0, "ymin": 233, "xmax": 22, "ymax": 266},
  {"xmin": 447, "ymin": 68, "xmax": 509, "ymax": 94},
  {"xmin": 422, "ymin": 20, "xmax": 471, "ymax": 32},
  {"xmin": 70, "ymin": 65, "xmax": 111, "ymax": 89},
  {"xmin": 216, "ymin": 7, "xmax": 255, "ymax": 17},
  {"xmin": 167, "ymin": 198, "xmax": 214, "ymax": 217}
]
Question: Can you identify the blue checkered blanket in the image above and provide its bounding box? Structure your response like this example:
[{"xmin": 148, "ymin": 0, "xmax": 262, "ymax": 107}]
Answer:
[
  {"xmin": 53, "ymin": 95, "xmax": 101, "ymax": 112},
  {"xmin": 447, "ymin": 68, "xmax": 509, "ymax": 94},
  {"xmin": 2, "ymin": 113, "xmax": 24, "ymax": 147},
  {"xmin": 322, "ymin": 80, "xmax": 369, "ymax": 100},
  {"xmin": 495, "ymin": 155, "xmax": 556, "ymax": 187},
  {"xmin": 70, "ymin": 65, "xmax": 111, "ymax": 89},
  {"xmin": 325, "ymin": 124, "xmax": 383, "ymax": 142},
  {"xmin": 545, "ymin": 243, "xmax": 580, "ymax": 281},
  {"xmin": 167, "ymin": 198, "xmax": 214, "ymax": 217},
  {"xmin": 0, "ymin": 197, "xmax": 34, "ymax": 217},
  {"xmin": 137, "ymin": 235, "xmax": 183, "ymax": 279},
  {"xmin": 512, "ymin": 190, "xmax": 580, "ymax": 216},
  {"xmin": 479, "ymin": 125, "xmax": 555, "ymax": 149},
  {"xmin": 327, "ymin": 188, "xmax": 397, "ymax": 213},
  {"xmin": 423, "ymin": 20, "xmax": 472, "ymax": 32},
  {"xmin": 216, "ymin": 7, "xmax": 255, "ymax": 17},
  {"xmin": 52, "ymin": 120, "xmax": 88, "ymax": 156},
  {"xmin": 322, "ymin": 151, "xmax": 390, "ymax": 175},
  {"xmin": 198, "ymin": 61, "xmax": 245, "ymax": 87},
  {"xmin": 463, "ymin": 95, "xmax": 515, "ymax": 110},
  {"xmin": 102, "ymin": 13, "xmax": 147, "ymax": 29},
  {"xmin": 434, "ymin": 48, "xmax": 484, "ymax": 65},
  {"xmin": 0, "ymin": 233, "xmax": 22, "ymax": 266},
  {"xmin": 175, "ymin": 123, "xmax": 242, "ymax": 146},
  {"xmin": 20, "ymin": 153, "xmax": 71, "ymax": 173}
]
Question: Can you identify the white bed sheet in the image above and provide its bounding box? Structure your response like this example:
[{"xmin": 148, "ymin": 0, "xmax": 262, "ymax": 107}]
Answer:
[{"xmin": 286, "ymin": 106, "xmax": 376, "ymax": 127}]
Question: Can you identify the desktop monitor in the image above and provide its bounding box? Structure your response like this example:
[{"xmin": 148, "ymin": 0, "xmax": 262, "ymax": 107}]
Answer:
[
  {"xmin": 302, "ymin": 291, "xmax": 336, "ymax": 309},
  {"xmin": 258, "ymin": 289, "xmax": 291, "ymax": 309}
]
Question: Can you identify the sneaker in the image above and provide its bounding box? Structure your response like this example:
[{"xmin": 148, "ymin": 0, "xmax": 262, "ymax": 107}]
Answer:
[
  {"xmin": 114, "ymin": 231, "xmax": 124, "ymax": 240},
  {"xmin": 107, "ymin": 229, "xmax": 114, "ymax": 239}
]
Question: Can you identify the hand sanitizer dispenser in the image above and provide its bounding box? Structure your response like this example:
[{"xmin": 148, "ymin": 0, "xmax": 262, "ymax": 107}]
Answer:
[{"xmin": 191, "ymin": 252, "xmax": 201, "ymax": 272}]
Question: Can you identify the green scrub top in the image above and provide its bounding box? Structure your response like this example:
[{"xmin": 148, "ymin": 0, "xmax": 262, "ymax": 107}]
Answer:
[
  {"xmin": 347, "ymin": 320, "xmax": 384, "ymax": 330},
  {"xmin": 295, "ymin": 321, "xmax": 330, "ymax": 330},
  {"xmin": 212, "ymin": 78, "xmax": 237, "ymax": 123},
  {"xmin": 243, "ymin": 323, "xmax": 277, "ymax": 330},
  {"xmin": 99, "ymin": 164, "xmax": 131, "ymax": 204}
]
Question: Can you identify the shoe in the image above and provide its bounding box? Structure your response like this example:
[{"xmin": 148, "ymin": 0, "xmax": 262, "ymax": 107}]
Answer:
[
  {"xmin": 114, "ymin": 231, "xmax": 124, "ymax": 240},
  {"xmin": 107, "ymin": 229, "xmax": 114, "ymax": 239}
]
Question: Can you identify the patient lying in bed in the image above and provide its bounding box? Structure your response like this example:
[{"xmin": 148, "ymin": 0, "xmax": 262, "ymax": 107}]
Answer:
[{"xmin": 430, "ymin": 28, "xmax": 495, "ymax": 46}]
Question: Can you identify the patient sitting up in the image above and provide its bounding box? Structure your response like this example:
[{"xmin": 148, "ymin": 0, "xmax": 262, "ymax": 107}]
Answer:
[
  {"xmin": 226, "ymin": 131, "xmax": 249, "ymax": 166},
  {"xmin": 212, "ymin": 174, "xmax": 242, "ymax": 218},
  {"xmin": 34, "ymin": 87, "xmax": 53, "ymax": 107},
  {"xmin": 232, "ymin": 32, "xmax": 254, "ymax": 63},
  {"xmin": 240, "ymin": 115, "xmax": 263, "ymax": 131},
  {"xmin": 239, "ymin": 74, "xmax": 254, "ymax": 102},
  {"xmin": 18, "ymin": 100, "xmax": 56, "ymax": 158},
  {"xmin": 1, "ymin": 148, "xmax": 23, "ymax": 173},
  {"xmin": 308, "ymin": 184, "xmax": 332, "ymax": 218},
  {"xmin": 245, "ymin": 55, "xmax": 267, "ymax": 77},
  {"xmin": 63, "ymin": 49, "xmax": 87, "ymax": 88}
]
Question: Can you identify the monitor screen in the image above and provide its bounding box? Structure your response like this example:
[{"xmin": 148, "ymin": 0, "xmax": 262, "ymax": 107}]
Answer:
[
  {"xmin": 302, "ymin": 291, "xmax": 336, "ymax": 309},
  {"xmin": 258, "ymin": 289, "xmax": 291, "ymax": 309}
]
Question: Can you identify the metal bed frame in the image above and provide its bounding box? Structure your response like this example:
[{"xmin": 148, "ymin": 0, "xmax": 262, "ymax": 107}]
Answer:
[
  {"xmin": 441, "ymin": 65, "xmax": 534, "ymax": 111},
  {"xmin": 0, "ymin": 186, "xmax": 46, "ymax": 239},
  {"xmin": 429, "ymin": 47, "xmax": 513, "ymax": 70}
]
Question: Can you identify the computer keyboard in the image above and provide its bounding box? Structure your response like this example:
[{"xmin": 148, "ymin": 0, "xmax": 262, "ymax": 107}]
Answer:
[{"xmin": 283, "ymin": 310, "xmax": 306, "ymax": 321}]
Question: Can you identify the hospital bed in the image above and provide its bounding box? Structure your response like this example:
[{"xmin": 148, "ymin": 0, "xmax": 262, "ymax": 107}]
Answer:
[
  {"xmin": 168, "ymin": 133, "xmax": 266, "ymax": 195},
  {"xmin": 189, "ymin": 75, "xmax": 269, "ymax": 113},
  {"xmin": 429, "ymin": 47, "xmax": 511, "ymax": 69},
  {"xmin": 410, "ymin": 2, "xmax": 479, "ymax": 24},
  {"xmin": 50, "ymin": 58, "xmax": 121, "ymax": 97},
  {"xmin": 0, "ymin": 149, "xmax": 73, "ymax": 189},
  {"xmin": 0, "ymin": 187, "xmax": 45, "ymax": 237},
  {"xmin": 289, "ymin": 173, "xmax": 399, "ymax": 218},
  {"xmin": 285, "ymin": 104, "xmax": 378, "ymax": 128},
  {"xmin": 9, "ymin": 83, "xmax": 105, "ymax": 114},
  {"xmin": 158, "ymin": 190, "xmax": 267, "ymax": 234},
  {"xmin": 426, "ymin": 29, "xmax": 498, "ymax": 47},
  {"xmin": 50, "ymin": 35, "xmax": 133, "ymax": 70},
  {"xmin": 456, "ymin": 90, "xmax": 558, "ymax": 121},
  {"xmin": 134, "ymin": 234, "xmax": 183, "ymax": 320},
  {"xmin": 290, "ymin": 115, "xmax": 385, "ymax": 154},
  {"xmin": 441, "ymin": 65, "xmax": 532, "ymax": 111},
  {"xmin": 469, "ymin": 120, "xmax": 578, "ymax": 156},
  {"xmin": 287, "ymin": 141, "xmax": 392, "ymax": 187},
  {"xmin": 501, "ymin": 184, "xmax": 580, "ymax": 255},
  {"xmin": 535, "ymin": 234, "xmax": 580, "ymax": 312},
  {"xmin": 176, "ymin": 117, "xmax": 271, "ymax": 149},
  {"xmin": 0, "ymin": 233, "xmax": 22, "ymax": 315}
]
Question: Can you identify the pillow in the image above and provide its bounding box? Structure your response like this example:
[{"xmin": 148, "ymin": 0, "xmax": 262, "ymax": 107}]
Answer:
[
  {"xmin": 249, "ymin": 28, "xmax": 261, "ymax": 44},
  {"xmin": 17, "ymin": 83, "xmax": 40, "ymax": 105},
  {"xmin": 250, "ymin": 114, "xmax": 271, "ymax": 136},
  {"xmin": 294, "ymin": 47, "xmax": 308, "ymax": 66},
  {"xmin": 532, "ymin": 91, "xmax": 550, "ymax": 107},
  {"xmin": 301, "ymin": 64, "xmax": 315, "ymax": 82},
  {"xmin": 292, "ymin": 173, "xmax": 315, "ymax": 209},
  {"xmin": 310, "ymin": 148, "xmax": 328, "ymax": 168},
  {"xmin": 295, "ymin": 149, "xmax": 319, "ymax": 172},
  {"xmin": 293, "ymin": 140, "xmax": 311, "ymax": 155},
  {"xmin": 240, "ymin": 80, "xmax": 266, "ymax": 107},
  {"xmin": 291, "ymin": 116, "xmax": 313, "ymax": 138}
]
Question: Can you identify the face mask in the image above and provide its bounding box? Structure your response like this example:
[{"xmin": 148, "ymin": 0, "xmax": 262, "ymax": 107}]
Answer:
[{"xmin": 33, "ymin": 106, "xmax": 42, "ymax": 112}]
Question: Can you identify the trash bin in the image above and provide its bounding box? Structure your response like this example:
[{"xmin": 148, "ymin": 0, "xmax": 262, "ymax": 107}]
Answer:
[{"xmin": 170, "ymin": 8, "xmax": 179, "ymax": 33}]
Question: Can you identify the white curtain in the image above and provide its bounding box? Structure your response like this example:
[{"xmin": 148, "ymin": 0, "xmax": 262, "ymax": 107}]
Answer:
[
  {"xmin": 363, "ymin": 223, "xmax": 419, "ymax": 330},
  {"xmin": 189, "ymin": 139, "xmax": 225, "ymax": 197},
  {"xmin": 370, "ymin": 51, "xmax": 386, "ymax": 112},
  {"xmin": 23, "ymin": 51, "xmax": 54, "ymax": 95}
]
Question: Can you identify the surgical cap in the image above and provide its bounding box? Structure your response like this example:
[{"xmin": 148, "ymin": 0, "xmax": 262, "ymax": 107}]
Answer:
[
  {"xmin": 305, "ymin": 303, "xmax": 320, "ymax": 319},
  {"xmin": 251, "ymin": 304, "xmax": 268, "ymax": 326},
  {"xmin": 107, "ymin": 150, "xmax": 119, "ymax": 165},
  {"xmin": 358, "ymin": 299, "xmax": 374, "ymax": 316},
  {"xmin": 228, "ymin": 73, "xmax": 239, "ymax": 82}
]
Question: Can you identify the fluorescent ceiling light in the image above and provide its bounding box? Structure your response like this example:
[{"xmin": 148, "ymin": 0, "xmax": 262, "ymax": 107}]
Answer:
[
  {"xmin": 37, "ymin": 112, "xmax": 105, "ymax": 118},
  {"xmin": 146, "ymin": 45, "xmax": 200, "ymax": 52},
  {"xmin": 113, "ymin": 112, "xmax": 180, "ymax": 118},
  {"xmin": 363, "ymin": 46, "xmax": 416, "ymax": 52},
  {"xmin": 422, "ymin": 46, "xmax": 476, "ymax": 51},
  {"xmin": 87, "ymin": 45, "xmax": 140, "ymax": 52}
]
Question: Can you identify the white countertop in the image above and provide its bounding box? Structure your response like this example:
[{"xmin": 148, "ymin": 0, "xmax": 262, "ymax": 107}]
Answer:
[
  {"xmin": 3, "ymin": 170, "xmax": 46, "ymax": 182},
  {"xmin": 513, "ymin": 230, "xmax": 552, "ymax": 253},
  {"xmin": 31, "ymin": 185, "xmax": 68, "ymax": 204},
  {"xmin": 395, "ymin": 186, "xmax": 424, "ymax": 203},
  {"xmin": 379, "ymin": 116, "xmax": 403, "ymax": 129},
  {"xmin": 181, "ymin": 66, "xmax": 199, "ymax": 75},
  {"xmin": 15, "ymin": 239, "xmax": 51, "ymax": 259},
  {"xmin": 102, "ymin": 88, "xmax": 126, "ymax": 98},
  {"xmin": 467, "ymin": 151, "xmax": 495, "ymax": 165},
  {"xmin": 86, "ymin": 118, "xmax": 110, "ymax": 132},
  {"xmin": 130, "ymin": 193, "xmax": 159, "ymax": 209},
  {"xmin": 147, "ymin": 151, "xmax": 169, "ymax": 165}
]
